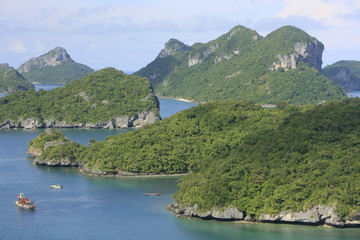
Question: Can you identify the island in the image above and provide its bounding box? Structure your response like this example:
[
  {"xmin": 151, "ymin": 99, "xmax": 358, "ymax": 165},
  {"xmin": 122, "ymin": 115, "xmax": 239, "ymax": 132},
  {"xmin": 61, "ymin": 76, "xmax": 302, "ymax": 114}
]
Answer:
[
  {"xmin": 0, "ymin": 68, "xmax": 160, "ymax": 129},
  {"xmin": 28, "ymin": 98, "xmax": 360, "ymax": 227},
  {"xmin": 0, "ymin": 63, "xmax": 34, "ymax": 94},
  {"xmin": 134, "ymin": 25, "xmax": 346, "ymax": 104}
]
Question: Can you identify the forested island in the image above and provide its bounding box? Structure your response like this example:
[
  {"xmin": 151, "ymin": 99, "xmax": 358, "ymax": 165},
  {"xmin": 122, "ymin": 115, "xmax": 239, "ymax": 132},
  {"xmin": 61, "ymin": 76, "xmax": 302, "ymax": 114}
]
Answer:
[
  {"xmin": 28, "ymin": 98, "xmax": 360, "ymax": 227},
  {"xmin": 0, "ymin": 68, "xmax": 160, "ymax": 129},
  {"xmin": 0, "ymin": 63, "xmax": 34, "ymax": 94},
  {"xmin": 134, "ymin": 25, "xmax": 346, "ymax": 104}
]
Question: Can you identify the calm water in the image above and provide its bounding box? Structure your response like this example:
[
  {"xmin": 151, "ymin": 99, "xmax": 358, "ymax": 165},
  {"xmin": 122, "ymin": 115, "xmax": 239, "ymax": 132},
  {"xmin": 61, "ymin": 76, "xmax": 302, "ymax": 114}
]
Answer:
[{"xmin": 0, "ymin": 86, "xmax": 359, "ymax": 239}]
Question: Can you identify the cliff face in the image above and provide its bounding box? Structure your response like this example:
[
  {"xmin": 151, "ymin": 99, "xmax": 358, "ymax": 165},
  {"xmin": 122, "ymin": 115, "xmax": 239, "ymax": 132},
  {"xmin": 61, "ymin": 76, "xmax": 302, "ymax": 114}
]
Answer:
[
  {"xmin": 269, "ymin": 41, "xmax": 324, "ymax": 72},
  {"xmin": 18, "ymin": 47, "xmax": 71, "ymax": 73},
  {"xmin": 323, "ymin": 60, "xmax": 360, "ymax": 91},
  {"xmin": 0, "ymin": 63, "xmax": 34, "ymax": 93},
  {"xmin": 17, "ymin": 47, "xmax": 94, "ymax": 84},
  {"xmin": 157, "ymin": 39, "xmax": 191, "ymax": 58}
]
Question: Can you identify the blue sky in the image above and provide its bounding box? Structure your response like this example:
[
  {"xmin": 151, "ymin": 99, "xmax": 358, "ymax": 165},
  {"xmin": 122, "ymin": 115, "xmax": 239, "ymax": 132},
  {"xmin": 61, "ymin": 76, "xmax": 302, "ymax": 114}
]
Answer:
[{"xmin": 1, "ymin": 0, "xmax": 359, "ymax": 71}]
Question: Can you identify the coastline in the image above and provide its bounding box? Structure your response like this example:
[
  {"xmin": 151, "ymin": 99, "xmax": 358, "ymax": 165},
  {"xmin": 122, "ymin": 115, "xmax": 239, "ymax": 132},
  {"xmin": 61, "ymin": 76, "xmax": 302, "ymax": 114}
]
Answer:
[{"xmin": 157, "ymin": 95, "xmax": 197, "ymax": 103}]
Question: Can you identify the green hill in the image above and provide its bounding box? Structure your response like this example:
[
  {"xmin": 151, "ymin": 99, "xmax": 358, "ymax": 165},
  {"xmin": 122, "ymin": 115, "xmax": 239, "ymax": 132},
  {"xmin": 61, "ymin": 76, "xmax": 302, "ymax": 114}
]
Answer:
[
  {"xmin": 18, "ymin": 47, "xmax": 94, "ymax": 84},
  {"xmin": 0, "ymin": 68, "xmax": 160, "ymax": 129},
  {"xmin": 134, "ymin": 25, "xmax": 346, "ymax": 104},
  {"xmin": 28, "ymin": 98, "xmax": 360, "ymax": 226},
  {"xmin": 323, "ymin": 60, "xmax": 360, "ymax": 91},
  {"xmin": 0, "ymin": 63, "xmax": 34, "ymax": 93}
]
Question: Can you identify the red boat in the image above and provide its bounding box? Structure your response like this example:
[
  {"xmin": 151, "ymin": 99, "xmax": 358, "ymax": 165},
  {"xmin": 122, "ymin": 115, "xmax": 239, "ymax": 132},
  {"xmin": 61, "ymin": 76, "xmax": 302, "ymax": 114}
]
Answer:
[{"xmin": 16, "ymin": 193, "xmax": 36, "ymax": 209}]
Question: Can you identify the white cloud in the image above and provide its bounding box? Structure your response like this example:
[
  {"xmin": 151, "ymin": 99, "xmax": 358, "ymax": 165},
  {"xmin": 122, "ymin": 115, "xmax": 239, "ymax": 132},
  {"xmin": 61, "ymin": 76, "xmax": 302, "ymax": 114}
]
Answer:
[{"xmin": 7, "ymin": 38, "xmax": 28, "ymax": 53}]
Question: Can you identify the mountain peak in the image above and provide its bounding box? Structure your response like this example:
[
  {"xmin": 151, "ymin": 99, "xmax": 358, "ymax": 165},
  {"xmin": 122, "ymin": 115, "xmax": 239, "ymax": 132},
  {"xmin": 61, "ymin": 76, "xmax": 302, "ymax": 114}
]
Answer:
[
  {"xmin": 18, "ymin": 47, "xmax": 72, "ymax": 73},
  {"xmin": 157, "ymin": 39, "xmax": 191, "ymax": 58}
]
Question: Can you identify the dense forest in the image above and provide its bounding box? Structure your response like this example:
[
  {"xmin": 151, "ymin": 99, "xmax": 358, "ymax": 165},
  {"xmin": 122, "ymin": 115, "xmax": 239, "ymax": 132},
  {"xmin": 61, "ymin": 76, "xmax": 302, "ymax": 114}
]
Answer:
[
  {"xmin": 0, "ymin": 64, "xmax": 34, "ymax": 93},
  {"xmin": 0, "ymin": 68, "xmax": 159, "ymax": 126},
  {"xmin": 135, "ymin": 25, "xmax": 346, "ymax": 104},
  {"xmin": 29, "ymin": 98, "xmax": 360, "ymax": 220},
  {"xmin": 323, "ymin": 60, "xmax": 360, "ymax": 91}
]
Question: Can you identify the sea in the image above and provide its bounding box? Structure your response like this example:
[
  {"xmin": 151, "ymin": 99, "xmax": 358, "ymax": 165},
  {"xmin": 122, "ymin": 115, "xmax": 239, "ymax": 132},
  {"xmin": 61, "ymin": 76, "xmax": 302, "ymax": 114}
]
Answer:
[{"xmin": 0, "ymin": 86, "xmax": 359, "ymax": 240}]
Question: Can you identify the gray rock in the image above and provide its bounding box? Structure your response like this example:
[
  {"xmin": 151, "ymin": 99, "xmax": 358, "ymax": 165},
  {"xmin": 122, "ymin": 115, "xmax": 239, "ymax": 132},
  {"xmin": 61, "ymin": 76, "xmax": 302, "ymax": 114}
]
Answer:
[
  {"xmin": 158, "ymin": 39, "xmax": 191, "ymax": 58},
  {"xmin": 211, "ymin": 207, "xmax": 244, "ymax": 220},
  {"xmin": 269, "ymin": 41, "xmax": 324, "ymax": 72},
  {"xmin": 18, "ymin": 47, "xmax": 71, "ymax": 73}
]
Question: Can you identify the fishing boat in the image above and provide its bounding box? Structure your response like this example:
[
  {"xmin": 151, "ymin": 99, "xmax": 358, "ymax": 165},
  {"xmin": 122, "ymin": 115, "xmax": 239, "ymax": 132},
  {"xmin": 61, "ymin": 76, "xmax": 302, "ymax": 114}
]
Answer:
[
  {"xmin": 144, "ymin": 193, "xmax": 160, "ymax": 196},
  {"xmin": 15, "ymin": 193, "xmax": 36, "ymax": 209},
  {"xmin": 50, "ymin": 184, "xmax": 63, "ymax": 189}
]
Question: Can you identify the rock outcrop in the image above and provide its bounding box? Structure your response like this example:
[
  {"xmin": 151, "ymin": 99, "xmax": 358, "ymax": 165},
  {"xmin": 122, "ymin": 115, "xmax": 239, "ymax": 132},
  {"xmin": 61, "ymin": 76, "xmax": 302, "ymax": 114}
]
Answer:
[
  {"xmin": 269, "ymin": 41, "xmax": 324, "ymax": 72},
  {"xmin": 0, "ymin": 110, "xmax": 160, "ymax": 129},
  {"xmin": 17, "ymin": 47, "xmax": 94, "ymax": 84},
  {"xmin": 157, "ymin": 39, "xmax": 191, "ymax": 58},
  {"xmin": 169, "ymin": 203, "xmax": 360, "ymax": 227},
  {"xmin": 18, "ymin": 47, "xmax": 71, "ymax": 73},
  {"xmin": 168, "ymin": 203, "xmax": 245, "ymax": 221}
]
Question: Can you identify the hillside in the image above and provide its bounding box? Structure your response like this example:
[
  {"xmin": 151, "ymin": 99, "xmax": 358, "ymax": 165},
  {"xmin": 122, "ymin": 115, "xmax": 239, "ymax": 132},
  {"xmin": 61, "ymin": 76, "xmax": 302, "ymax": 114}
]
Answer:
[
  {"xmin": 0, "ymin": 68, "xmax": 160, "ymax": 129},
  {"xmin": 323, "ymin": 60, "xmax": 360, "ymax": 91},
  {"xmin": 18, "ymin": 47, "xmax": 94, "ymax": 84},
  {"xmin": 134, "ymin": 25, "xmax": 346, "ymax": 104},
  {"xmin": 28, "ymin": 98, "xmax": 360, "ymax": 226},
  {"xmin": 0, "ymin": 63, "xmax": 34, "ymax": 93}
]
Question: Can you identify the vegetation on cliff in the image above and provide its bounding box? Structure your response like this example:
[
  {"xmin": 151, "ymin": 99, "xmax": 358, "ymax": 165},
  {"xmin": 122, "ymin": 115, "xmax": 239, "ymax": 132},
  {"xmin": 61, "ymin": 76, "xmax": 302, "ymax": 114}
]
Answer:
[
  {"xmin": 18, "ymin": 47, "xmax": 94, "ymax": 84},
  {"xmin": 323, "ymin": 60, "xmax": 360, "ymax": 91},
  {"xmin": 0, "ymin": 64, "xmax": 34, "ymax": 93},
  {"xmin": 0, "ymin": 68, "xmax": 159, "ymax": 125},
  {"xmin": 134, "ymin": 25, "xmax": 346, "ymax": 104}
]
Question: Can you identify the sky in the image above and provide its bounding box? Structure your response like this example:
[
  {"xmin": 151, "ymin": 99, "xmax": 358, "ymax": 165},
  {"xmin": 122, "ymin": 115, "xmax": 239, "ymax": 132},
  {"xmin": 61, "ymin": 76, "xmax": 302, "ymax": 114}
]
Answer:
[{"xmin": 1, "ymin": 0, "xmax": 359, "ymax": 71}]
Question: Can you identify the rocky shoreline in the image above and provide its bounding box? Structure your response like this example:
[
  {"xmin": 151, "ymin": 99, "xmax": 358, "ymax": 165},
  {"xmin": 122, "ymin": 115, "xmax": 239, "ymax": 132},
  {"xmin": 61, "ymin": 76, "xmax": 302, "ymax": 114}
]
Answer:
[
  {"xmin": 0, "ymin": 110, "xmax": 160, "ymax": 129},
  {"xmin": 168, "ymin": 203, "xmax": 360, "ymax": 228}
]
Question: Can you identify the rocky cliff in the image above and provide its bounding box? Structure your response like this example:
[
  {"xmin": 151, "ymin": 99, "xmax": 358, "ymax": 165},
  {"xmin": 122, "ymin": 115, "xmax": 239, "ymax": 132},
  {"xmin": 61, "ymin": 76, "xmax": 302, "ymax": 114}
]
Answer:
[
  {"xmin": 17, "ymin": 47, "xmax": 94, "ymax": 84},
  {"xmin": 322, "ymin": 60, "xmax": 360, "ymax": 91},
  {"xmin": 169, "ymin": 203, "xmax": 360, "ymax": 227},
  {"xmin": 0, "ymin": 63, "xmax": 34, "ymax": 93},
  {"xmin": 157, "ymin": 39, "xmax": 191, "ymax": 58}
]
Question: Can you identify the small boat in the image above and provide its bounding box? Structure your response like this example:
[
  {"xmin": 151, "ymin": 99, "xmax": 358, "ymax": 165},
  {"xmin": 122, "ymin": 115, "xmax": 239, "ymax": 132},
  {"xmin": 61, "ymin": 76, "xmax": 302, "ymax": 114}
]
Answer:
[
  {"xmin": 16, "ymin": 193, "xmax": 36, "ymax": 209},
  {"xmin": 144, "ymin": 193, "xmax": 160, "ymax": 196},
  {"xmin": 50, "ymin": 184, "xmax": 63, "ymax": 189}
]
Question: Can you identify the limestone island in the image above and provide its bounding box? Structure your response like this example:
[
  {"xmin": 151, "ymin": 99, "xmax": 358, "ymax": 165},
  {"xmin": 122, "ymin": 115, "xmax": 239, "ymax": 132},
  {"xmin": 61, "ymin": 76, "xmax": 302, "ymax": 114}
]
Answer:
[{"xmin": 0, "ymin": 68, "xmax": 160, "ymax": 129}]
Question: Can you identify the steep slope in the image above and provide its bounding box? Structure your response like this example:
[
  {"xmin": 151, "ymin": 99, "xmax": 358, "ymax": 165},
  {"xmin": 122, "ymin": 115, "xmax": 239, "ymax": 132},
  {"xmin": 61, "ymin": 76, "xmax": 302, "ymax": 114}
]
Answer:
[
  {"xmin": 134, "ymin": 25, "xmax": 345, "ymax": 104},
  {"xmin": 323, "ymin": 60, "xmax": 360, "ymax": 91},
  {"xmin": 18, "ymin": 47, "xmax": 94, "ymax": 84},
  {"xmin": 0, "ymin": 63, "xmax": 34, "ymax": 93},
  {"xmin": 0, "ymin": 68, "xmax": 160, "ymax": 129}
]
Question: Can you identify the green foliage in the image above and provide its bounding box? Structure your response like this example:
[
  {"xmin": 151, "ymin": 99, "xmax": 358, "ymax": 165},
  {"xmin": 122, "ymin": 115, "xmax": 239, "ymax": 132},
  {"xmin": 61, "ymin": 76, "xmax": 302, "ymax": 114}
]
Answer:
[
  {"xmin": 323, "ymin": 60, "xmax": 360, "ymax": 91},
  {"xmin": 21, "ymin": 59, "xmax": 94, "ymax": 84},
  {"xmin": 175, "ymin": 98, "xmax": 360, "ymax": 219},
  {"xmin": 0, "ymin": 68, "xmax": 159, "ymax": 124},
  {"xmin": 0, "ymin": 64, "xmax": 34, "ymax": 93},
  {"xmin": 29, "ymin": 130, "xmax": 85, "ymax": 165},
  {"xmin": 134, "ymin": 25, "xmax": 346, "ymax": 104}
]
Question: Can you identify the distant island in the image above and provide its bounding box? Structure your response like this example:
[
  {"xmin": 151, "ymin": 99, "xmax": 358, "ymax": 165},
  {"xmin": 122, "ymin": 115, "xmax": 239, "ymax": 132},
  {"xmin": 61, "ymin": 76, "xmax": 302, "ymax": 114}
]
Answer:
[
  {"xmin": 323, "ymin": 60, "xmax": 360, "ymax": 92},
  {"xmin": 134, "ymin": 25, "xmax": 346, "ymax": 104},
  {"xmin": 28, "ymin": 98, "xmax": 360, "ymax": 227},
  {"xmin": 18, "ymin": 47, "xmax": 94, "ymax": 84},
  {"xmin": 0, "ymin": 63, "xmax": 34, "ymax": 94},
  {"xmin": 0, "ymin": 68, "xmax": 160, "ymax": 129}
]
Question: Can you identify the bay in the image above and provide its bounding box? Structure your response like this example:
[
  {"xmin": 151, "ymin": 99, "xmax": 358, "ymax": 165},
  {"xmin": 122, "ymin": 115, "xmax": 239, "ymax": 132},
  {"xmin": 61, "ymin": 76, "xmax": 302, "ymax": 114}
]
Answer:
[{"xmin": 0, "ymin": 85, "xmax": 358, "ymax": 239}]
